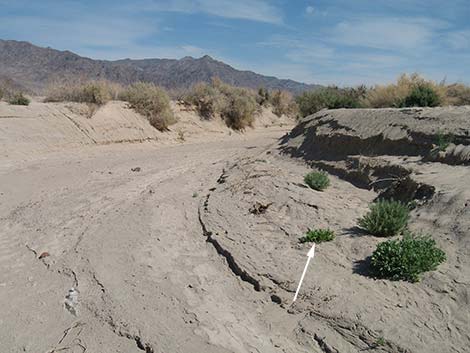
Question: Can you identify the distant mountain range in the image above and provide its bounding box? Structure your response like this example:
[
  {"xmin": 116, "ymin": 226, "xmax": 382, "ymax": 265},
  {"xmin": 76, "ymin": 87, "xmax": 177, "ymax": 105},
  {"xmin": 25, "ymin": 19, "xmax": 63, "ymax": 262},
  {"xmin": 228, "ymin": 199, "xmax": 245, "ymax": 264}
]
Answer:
[{"xmin": 0, "ymin": 39, "xmax": 320, "ymax": 94}]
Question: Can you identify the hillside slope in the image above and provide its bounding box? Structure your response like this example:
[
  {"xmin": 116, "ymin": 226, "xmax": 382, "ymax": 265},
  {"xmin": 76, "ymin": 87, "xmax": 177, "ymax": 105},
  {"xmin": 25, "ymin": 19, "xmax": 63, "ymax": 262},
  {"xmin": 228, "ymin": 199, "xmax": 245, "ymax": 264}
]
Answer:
[{"xmin": 0, "ymin": 39, "xmax": 320, "ymax": 94}]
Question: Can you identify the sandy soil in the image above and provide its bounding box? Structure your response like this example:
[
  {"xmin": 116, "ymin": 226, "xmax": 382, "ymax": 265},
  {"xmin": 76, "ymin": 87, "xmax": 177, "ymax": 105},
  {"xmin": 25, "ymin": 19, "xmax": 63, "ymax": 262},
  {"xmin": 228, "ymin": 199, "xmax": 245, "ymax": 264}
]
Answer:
[
  {"xmin": 0, "ymin": 129, "xmax": 317, "ymax": 353},
  {"xmin": 200, "ymin": 151, "xmax": 470, "ymax": 353},
  {"xmin": 1, "ymin": 103, "xmax": 468, "ymax": 353}
]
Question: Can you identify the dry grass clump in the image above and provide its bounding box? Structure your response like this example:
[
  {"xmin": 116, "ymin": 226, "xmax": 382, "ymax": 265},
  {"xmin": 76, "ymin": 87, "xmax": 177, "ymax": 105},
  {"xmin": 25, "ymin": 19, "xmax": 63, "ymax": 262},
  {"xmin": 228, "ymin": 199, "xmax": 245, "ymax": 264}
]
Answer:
[
  {"xmin": 121, "ymin": 82, "xmax": 176, "ymax": 131},
  {"xmin": 184, "ymin": 78, "xmax": 258, "ymax": 130},
  {"xmin": 45, "ymin": 80, "xmax": 122, "ymax": 105}
]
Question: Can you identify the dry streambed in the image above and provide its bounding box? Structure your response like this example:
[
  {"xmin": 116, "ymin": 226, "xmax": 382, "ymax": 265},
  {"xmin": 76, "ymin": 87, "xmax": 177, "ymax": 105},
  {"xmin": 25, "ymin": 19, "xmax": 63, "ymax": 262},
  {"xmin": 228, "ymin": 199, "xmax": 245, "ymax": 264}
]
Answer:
[{"xmin": 1, "ymin": 104, "xmax": 469, "ymax": 353}]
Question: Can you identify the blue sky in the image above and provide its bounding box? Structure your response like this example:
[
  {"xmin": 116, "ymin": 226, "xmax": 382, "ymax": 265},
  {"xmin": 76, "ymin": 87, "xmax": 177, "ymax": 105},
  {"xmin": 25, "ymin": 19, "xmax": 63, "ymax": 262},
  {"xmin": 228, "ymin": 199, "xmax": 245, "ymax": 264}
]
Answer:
[{"xmin": 1, "ymin": 0, "xmax": 469, "ymax": 85}]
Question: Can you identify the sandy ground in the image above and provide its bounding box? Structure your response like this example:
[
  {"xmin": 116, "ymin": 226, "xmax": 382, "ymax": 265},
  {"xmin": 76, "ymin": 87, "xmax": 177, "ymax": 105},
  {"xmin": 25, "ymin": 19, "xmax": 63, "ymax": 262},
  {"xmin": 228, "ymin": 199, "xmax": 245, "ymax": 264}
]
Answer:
[
  {"xmin": 0, "ymin": 129, "xmax": 320, "ymax": 353},
  {"xmin": 1, "ymin": 102, "xmax": 468, "ymax": 353},
  {"xmin": 200, "ymin": 151, "xmax": 470, "ymax": 353}
]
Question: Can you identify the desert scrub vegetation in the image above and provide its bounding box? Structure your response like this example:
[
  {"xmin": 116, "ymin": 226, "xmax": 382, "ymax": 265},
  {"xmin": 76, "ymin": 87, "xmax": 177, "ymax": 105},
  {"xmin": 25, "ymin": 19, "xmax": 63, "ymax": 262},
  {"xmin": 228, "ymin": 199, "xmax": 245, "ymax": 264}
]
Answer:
[
  {"xmin": 256, "ymin": 88, "xmax": 298, "ymax": 117},
  {"xmin": 445, "ymin": 83, "xmax": 470, "ymax": 106},
  {"xmin": 45, "ymin": 80, "xmax": 122, "ymax": 105},
  {"xmin": 296, "ymin": 86, "xmax": 366, "ymax": 117},
  {"xmin": 359, "ymin": 199, "xmax": 410, "ymax": 237},
  {"xmin": 121, "ymin": 82, "xmax": 176, "ymax": 131},
  {"xmin": 299, "ymin": 228, "xmax": 335, "ymax": 243},
  {"xmin": 184, "ymin": 78, "xmax": 258, "ymax": 130},
  {"xmin": 435, "ymin": 131, "xmax": 454, "ymax": 151},
  {"xmin": 304, "ymin": 171, "xmax": 330, "ymax": 191},
  {"xmin": 371, "ymin": 232, "xmax": 446, "ymax": 282},
  {"xmin": 296, "ymin": 73, "xmax": 470, "ymax": 116},
  {"xmin": 269, "ymin": 90, "xmax": 299, "ymax": 118},
  {"xmin": 8, "ymin": 92, "xmax": 30, "ymax": 106}
]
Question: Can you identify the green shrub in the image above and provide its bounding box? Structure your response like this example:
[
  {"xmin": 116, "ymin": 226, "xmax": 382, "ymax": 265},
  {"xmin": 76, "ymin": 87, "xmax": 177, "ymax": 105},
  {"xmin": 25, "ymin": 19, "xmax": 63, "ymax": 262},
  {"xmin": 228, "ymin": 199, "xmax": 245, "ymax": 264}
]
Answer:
[
  {"xmin": 436, "ymin": 131, "xmax": 454, "ymax": 151},
  {"xmin": 402, "ymin": 83, "xmax": 441, "ymax": 107},
  {"xmin": 359, "ymin": 199, "xmax": 410, "ymax": 237},
  {"xmin": 121, "ymin": 82, "xmax": 176, "ymax": 131},
  {"xmin": 8, "ymin": 93, "xmax": 30, "ymax": 106},
  {"xmin": 296, "ymin": 86, "xmax": 364, "ymax": 117},
  {"xmin": 299, "ymin": 228, "xmax": 335, "ymax": 243},
  {"xmin": 0, "ymin": 87, "xmax": 4, "ymax": 101},
  {"xmin": 304, "ymin": 171, "xmax": 330, "ymax": 191},
  {"xmin": 371, "ymin": 232, "xmax": 446, "ymax": 282}
]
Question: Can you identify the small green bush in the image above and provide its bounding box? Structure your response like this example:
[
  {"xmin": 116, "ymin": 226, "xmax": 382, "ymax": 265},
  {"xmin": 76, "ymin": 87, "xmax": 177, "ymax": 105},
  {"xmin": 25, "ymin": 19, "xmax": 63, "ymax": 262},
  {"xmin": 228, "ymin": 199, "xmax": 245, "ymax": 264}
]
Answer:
[
  {"xmin": 359, "ymin": 199, "xmax": 410, "ymax": 237},
  {"xmin": 8, "ymin": 93, "xmax": 30, "ymax": 106},
  {"xmin": 299, "ymin": 228, "xmax": 335, "ymax": 243},
  {"xmin": 121, "ymin": 82, "xmax": 176, "ymax": 131},
  {"xmin": 371, "ymin": 232, "xmax": 446, "ymax": 282},
  {"xmin": 436, "ymin": 131, "xmax": 454, "ymax": 151},
  {"xmin": 402, "ymin": 83, "xmax": 441, "ymax": 107},
  {"xmin": 304, "ymin": 171, "xmax": 330, "ymax": 191}
]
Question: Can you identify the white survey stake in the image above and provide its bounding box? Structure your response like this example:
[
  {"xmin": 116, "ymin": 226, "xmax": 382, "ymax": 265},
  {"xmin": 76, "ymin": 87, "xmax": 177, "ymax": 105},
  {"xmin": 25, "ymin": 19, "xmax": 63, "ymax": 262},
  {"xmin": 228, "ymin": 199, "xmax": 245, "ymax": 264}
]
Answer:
[{"xmin": 293, "ymin": 243, "xmax": 316, "ymax": 302}]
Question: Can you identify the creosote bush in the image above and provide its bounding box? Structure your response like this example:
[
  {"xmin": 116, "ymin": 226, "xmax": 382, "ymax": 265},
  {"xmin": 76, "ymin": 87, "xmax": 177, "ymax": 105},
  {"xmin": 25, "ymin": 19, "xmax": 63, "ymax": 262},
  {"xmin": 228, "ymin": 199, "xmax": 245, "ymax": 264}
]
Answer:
[
  {"xmin": 403, "ymin": 83, "xmax": 442, "ymax": 107},
  {"xmin": 45, "ymin": 81, "xmax": 122, "ymax": 105},
  {"xmin": 358, "ymin": 199, "xmax": 410, "ymax": 237},
  {"xmin": 8, "ymin": 93, "xmax": 30, "ymax": 106},
  {"xmin": 184, "ymin": 78, "xmax": 258, "ymax": 130},
  {"xmin": 371, "ymin": 232, "xmax": 446, "ymax": 282},
  {"xmin": 121, "ymin": 82, "xmax": 176, "ymax": 131},
  {"xmin": 296, "ymin": 86, "xmax": 365, "ymax": 117},
  {"xmin": 304, "ymin": 171, "xmax": 330, "ymax": 191},
  {"xmin": 445, "ymin": 83, "xmax": 470, "ymax": 106},
  {"xmin": 269, "ymin": 89, "xmax": 298, "ymax": 118},
  {"xmin": 299, "ymin": 228, "xmax": 335, "ymax": 243}
]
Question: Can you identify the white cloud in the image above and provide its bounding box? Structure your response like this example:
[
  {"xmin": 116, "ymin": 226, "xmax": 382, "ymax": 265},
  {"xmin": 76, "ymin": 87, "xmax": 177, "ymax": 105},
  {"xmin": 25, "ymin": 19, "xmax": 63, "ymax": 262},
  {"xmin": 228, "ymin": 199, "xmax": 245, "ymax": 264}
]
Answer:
[
  {"xmin": 330, "ymin": 17, "xmax": 447, "ymax": 50},
  {"xmin": 135, "ymin": 0, "xmax": 283, "ymax": 24},
  {"xmin": 446, "ymin": 30, "xmax": 470, "ymax": 50},
  {"xmin": 259, "ymin": 35, "xmax": 335, "ymax": 64},
  {"xmin": 305, "ymin": 6, "xmax": 315, "ymax": 15}
]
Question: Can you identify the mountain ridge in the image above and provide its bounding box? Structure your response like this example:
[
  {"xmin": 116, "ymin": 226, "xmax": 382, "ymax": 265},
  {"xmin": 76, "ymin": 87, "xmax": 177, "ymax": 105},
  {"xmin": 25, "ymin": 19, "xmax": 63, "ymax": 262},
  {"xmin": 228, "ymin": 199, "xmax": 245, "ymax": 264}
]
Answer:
[{"xmin": 0, "ymin": 39, "xmax": 320, "ymax": 94}]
